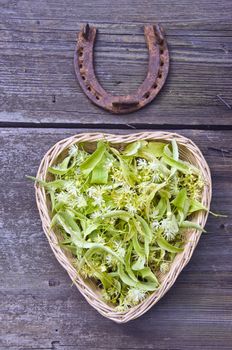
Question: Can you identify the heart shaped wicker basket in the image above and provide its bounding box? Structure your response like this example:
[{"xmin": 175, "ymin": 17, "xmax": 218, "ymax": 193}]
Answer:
[{"xmin": 35, "ymin": 131, "xmax": 212, "ymax": 323}]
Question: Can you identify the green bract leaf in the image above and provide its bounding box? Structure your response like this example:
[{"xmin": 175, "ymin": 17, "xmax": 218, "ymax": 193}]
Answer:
[
  {"xmin": 172, "ymin": 188, "xmax": 190, "ymax": 223},
  {"xmin": 91, "ymin": 155, "xmax": 109, "ymax": 184},
  {"xmin": 48, "ymin": 155, "xmax": 74, "ymax": 175},
  {"xmin": 102, "ymin": 210, "xmax": 133, "ymax": 222},
  {"xmin": 123, "ymin": 141, "xmax": 147, "ymax": 156},
  {"xmin": 118, "ymin": 263, "xmax": 137, "ymax": 287},
  {"xmin": 157, "ymin": 235, "xmax": 184, "ymax": 253},
  {"xmin": 137, "ymin": 267, "xmax": 159, "ymax": 290},
  {"xmin": 132, "ymin": 256, "xmax": 146, "ymax": 271},
  {"xmin": 172, "ymin": 188, "xmax": 187, "ymax": 211},
  {"xmin": 135, "ymin": 215, "xmax": 152, "ymax": 242},
  {"xmin": 180, "ymin": 220, "xmax": 206, "ymax": 232},
  {"xmin": 145, "ymin": 141, "xmax": 166, "ymax": 158},
  {"xmin": 162, "ymin": 144, "xmax": 190, "ymax": 173},
  {"xmin": 111, "ymin": 147, "xmax": 136, "ymax": 186},
  {"xmin": 55, "ymin": 210, "xmax": 82, "ymax": 240},
  {"xmin": 172, "ymin": 139, "xmax": 179, "ymax": 161},
  {"xmin": 80, "ymin": 141, "xmax": 106, "ymax": 176},
  {"xmin": 189, "ymin": 198, "xmax": 207, "ymax": 214}
]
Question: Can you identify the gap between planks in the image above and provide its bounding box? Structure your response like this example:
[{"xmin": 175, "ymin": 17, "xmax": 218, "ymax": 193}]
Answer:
[{"xmin": 1, "ymin": 122, "xmax": 232, "ymax": 131}]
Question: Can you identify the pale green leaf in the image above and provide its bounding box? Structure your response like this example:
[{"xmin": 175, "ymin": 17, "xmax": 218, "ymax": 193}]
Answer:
[
  {"xmin": 157, "ymin": 235, "xmax": 184, "ymax": 253},
  {"xmin": 80, "ymin": 141, "xmax": 106, "ymax": 176}
]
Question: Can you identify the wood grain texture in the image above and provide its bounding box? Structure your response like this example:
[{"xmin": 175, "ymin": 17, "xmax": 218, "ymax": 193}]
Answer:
[
  {"xmin": 0, "ymin": 128, "xmax": 232, "ymax": 350},
  {"xmin": 0, "ymin": 0, "xmax": 232, "ymax": 125},
  {"xmin": 1, "ymin": 0, "xmax": 232, "ymax": 348}
]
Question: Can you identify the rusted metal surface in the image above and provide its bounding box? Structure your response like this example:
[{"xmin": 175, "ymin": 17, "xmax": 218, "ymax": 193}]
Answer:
[{"xmin": 74, "ymin": 24, "xmax": 169, "ymax": 114}]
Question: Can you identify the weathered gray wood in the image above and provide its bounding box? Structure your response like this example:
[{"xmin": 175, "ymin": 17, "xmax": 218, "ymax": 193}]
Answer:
[
  {"xmin": 0, "ymin": 128, "xmax": 232, "ymax": 349},
  {"xmin": 1, "ymin": 0, "xmax": 232, "ymax": 348},
  {"xmin": 0, "ymin": 0, "xmax": 232, "ymax": 125}
]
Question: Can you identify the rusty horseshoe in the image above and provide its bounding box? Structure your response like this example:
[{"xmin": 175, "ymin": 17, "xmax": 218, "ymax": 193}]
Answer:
[{"xmin": 74, "ymin": 23, "xmax": 169, "ymax": 114}]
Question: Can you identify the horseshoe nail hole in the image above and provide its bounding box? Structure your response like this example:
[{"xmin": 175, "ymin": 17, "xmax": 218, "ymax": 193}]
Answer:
[
  {"xmin": 158, "ymin": 71, "xmax": 162, "ymax": 79},
  {"xmin": 79, "ymin": 48, "xmax": 83, "ymax": 57},
  {"xmin": 153, "ymin": 83, "xmax": 158, "ymax": 89},
  {"xmin": 160, "ymin": 60, "xmax": 164, "ymax": 67},
  {"xmin": 160, "ymin": 48, "xmax": 164, "ymax": 54},
  {"xmin": 82, "ymin": 75, "xmax": 86, "ymax": 81},
  {"xmin": 95, "ymin": 96, "xmax": 100, "ymax": 100},
  {"xmin": 144, "ymin": 92, "xmax": 150, "ymax": 99},
  {"xmin": 79, "ymin": 63, "xmax": 83, "ymax": 69},
  {"xmin": 87, "ymin": 86, "xmax": 91, "ymax": 91}
]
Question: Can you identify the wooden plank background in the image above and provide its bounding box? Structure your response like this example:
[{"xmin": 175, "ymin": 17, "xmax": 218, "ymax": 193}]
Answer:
[
  {"xmin": 0, "ymin": 0, "xmax": 232, "ymax": 349},
  {"xmin": 1, "ymin": 128, "xmax": 232, "ymax": 350},
  {"xmin": 0, "ymin": 0, "xmax": 232, "ymax": 126}
]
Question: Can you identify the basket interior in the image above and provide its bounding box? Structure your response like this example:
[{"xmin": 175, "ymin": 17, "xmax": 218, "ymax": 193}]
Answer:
[{"xmin": 43, "ymin": 138, "xmax": 207, "ymax": 307}]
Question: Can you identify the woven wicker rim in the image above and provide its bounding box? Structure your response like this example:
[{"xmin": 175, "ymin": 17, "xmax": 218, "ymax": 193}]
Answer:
[{"xmin": 35, "ymin": 132, "xmax": 212, "ymax": 323}]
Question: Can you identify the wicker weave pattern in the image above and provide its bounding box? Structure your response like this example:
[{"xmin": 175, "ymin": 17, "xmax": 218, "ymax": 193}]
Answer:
[{"xmin": 35, "ymin": 132, "xmax": 212, "ymax": 323}]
